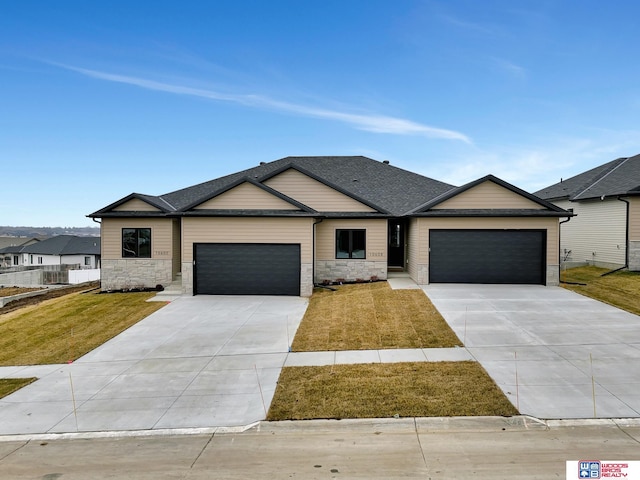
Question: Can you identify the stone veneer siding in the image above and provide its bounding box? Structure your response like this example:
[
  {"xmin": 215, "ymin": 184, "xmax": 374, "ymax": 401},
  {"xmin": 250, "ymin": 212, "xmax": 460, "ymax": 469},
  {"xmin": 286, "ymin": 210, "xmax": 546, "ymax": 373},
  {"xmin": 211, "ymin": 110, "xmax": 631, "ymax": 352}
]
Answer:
[
  {"xmin": 182, "ymin": 261, "xmax": 314, "ymax": 297},
  {"xmin": 101, "ymin": 259, "xmax": 172, "ymax": 291},
  {"xmin": 546, "ymin": 264, "xmax": 559, "ymax": 286},
  {"xmin": 411, "ymin": 264, "xmax": 429, "ymax": 285},
  {"xmin": 629, "ymin": 241, "xmax": 640, "ymax": 271},
  {"xmin": 314, "ymin": 260, "xmax": 387, "ymax": 284},
  {"xmin": 182, "ymin": 262, "xmax": 193, "ymax": 294}
]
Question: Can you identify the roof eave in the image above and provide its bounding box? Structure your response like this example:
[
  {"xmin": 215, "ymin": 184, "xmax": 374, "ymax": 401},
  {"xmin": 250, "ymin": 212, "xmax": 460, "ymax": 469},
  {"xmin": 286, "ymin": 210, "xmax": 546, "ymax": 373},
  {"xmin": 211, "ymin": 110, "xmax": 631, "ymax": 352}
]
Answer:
[{"xmin": 411, "ymin": 209, "xmax": 575, "ymax": 218}]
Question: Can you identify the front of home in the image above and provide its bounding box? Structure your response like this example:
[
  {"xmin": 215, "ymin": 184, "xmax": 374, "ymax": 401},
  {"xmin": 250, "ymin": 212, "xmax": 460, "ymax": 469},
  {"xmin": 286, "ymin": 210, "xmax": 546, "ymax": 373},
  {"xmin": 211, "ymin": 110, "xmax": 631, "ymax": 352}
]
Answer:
[{"xmin": 90, "ymin": 156, "xmax": 571, "ymax": 296}]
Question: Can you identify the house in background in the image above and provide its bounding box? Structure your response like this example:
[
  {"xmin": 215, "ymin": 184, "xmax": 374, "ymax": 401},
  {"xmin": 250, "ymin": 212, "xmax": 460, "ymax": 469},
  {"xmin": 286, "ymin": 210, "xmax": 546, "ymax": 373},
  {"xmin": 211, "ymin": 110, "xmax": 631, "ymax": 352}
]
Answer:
[
  {"xmin": 89, "ymin": 156, "xmax": 571, "ymax": 296},
  {"xmin": 535, "ymin": 153, "xmax": 640, "ymax": 271},
  {"xmin": 0, "ymin": 237, "xmax": 41, "ymax": 267},
  {"xmin": 0, "ymin": 235, "xmax": 101, "ymax": 269}
]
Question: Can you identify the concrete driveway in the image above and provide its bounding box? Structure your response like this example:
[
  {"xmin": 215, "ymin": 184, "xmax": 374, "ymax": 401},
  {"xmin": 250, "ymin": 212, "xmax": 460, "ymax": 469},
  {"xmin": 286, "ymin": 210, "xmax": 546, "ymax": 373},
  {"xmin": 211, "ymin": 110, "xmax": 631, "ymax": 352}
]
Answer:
[
  {"xmin": 423, "ymin": 284, "xmax": 640, "ymax": 419},
  {"xmin": 0, "ymin": 295, "xmax": 308, "ymax": 435}
]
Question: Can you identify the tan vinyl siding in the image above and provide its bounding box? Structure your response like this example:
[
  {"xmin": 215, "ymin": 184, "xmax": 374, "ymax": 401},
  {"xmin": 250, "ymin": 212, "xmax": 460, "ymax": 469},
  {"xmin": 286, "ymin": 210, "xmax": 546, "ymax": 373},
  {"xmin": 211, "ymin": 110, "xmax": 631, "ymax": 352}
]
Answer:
[
  {"xmin": 101, "ymin": 218, "xmax": 174, "ymax": 260},
  {"xmin": 406, "ymin": 217, "xmax": 420, "ymax": 279},
  {"xmin": 172, "ymin": 219, "xmax": 181, "ymax": 276},
  {"xmin": 264, "ymin": 169, "xmax": 377, "ymax": 212},
  {"xmin": 112, "ymin": 199, "xmax": 161, "ymax": 212},
  {"xmin": 193, "ymin": 182, "xmax": 298, "ymax": 210},
  {"xmin": 182, "ymin": 217, "xmax": 314, "ymax": 262},
  {"xmin": 433, "ymin": 181, "xmax": 545, "ymax": 210},
  {"xmin": 413, "ymin": 217, "xmax": 558, "ymax": 264},
  {"xmin": 555, "ymin": 199, "xmax": 626, "ymax": 266},
  {"xmin": 629, "ymin": 197, "xmax": 640, "ymax": 242},
  {"xmin": 315, "ymin": 219, "xmax": 387, "ymax": 261}
]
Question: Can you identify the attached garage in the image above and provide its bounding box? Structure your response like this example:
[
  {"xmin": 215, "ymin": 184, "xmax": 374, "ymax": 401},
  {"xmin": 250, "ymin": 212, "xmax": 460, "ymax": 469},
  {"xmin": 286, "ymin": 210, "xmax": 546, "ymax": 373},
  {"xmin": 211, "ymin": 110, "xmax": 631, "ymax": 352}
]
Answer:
[
  {"xmin": 429, "ymin": 230, "xmax": 545, "ymax": 284},
  {"xmin": 194, "ymin": 243, "xmax": 301, "ymax": 295}
]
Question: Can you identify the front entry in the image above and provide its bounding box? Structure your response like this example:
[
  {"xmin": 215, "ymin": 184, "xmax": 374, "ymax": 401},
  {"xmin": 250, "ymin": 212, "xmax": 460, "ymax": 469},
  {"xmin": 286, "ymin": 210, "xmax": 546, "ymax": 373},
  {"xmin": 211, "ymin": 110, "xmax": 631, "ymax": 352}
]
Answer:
[{"xmin": 387, "ymin": 219, "xmax": 406, "ymax": 269}]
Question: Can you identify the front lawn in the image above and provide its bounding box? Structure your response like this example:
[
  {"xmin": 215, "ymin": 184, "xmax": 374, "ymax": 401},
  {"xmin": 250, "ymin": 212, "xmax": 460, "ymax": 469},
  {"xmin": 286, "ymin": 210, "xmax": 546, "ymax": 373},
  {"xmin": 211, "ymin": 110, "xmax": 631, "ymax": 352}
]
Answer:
[
  {"xmin": 270, "ymin": 282, "xmax": 516, "ymax": 420},
  {"xmin": 0, "ymin": 290, "xmax": 165, "ymax": 366},
  {"xmin": 291, "ymin": 282, "xmax": 462, "ymax": 351},
  {"xmin": 0, "ymin": 378, "xmax": 37, "ymax": 397},
  {"xmin": 268, "ymin": 362, "xmax": 518, "ymax": 420},
  {"xmin": 561, "ymin": 266, "xmax": 640, "ymax": 315}
]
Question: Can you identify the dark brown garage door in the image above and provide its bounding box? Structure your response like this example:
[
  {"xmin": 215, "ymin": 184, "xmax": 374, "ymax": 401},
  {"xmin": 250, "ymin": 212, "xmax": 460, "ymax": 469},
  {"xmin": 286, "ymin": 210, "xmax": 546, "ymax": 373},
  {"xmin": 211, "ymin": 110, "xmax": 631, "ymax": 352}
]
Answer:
[
  {"xmin": 429, "ymin": 230, "xmax": 545, "ymax": 284},
  {"xmin": 194, "ymin": 243, "xmax": 300, "ymax": 295}
]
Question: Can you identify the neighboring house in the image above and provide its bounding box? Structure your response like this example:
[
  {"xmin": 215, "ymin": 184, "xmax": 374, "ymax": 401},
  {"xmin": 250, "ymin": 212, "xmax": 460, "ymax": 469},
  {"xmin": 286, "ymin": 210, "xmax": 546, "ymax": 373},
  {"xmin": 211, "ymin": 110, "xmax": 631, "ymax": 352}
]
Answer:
[
  {"xmin": 535, "ymin": 153, "xmax": 640, "ymax": 271},
  {"xmin": 1, "ymin": 235, "xmax": 101, "ymax": 269},
  {"xmin": 0, "ymin": 237, "xmax": 40, "ymax": 267},
  {"xmin": 89, "ymin": 156, "xmax": 571, "ymax": 296}
]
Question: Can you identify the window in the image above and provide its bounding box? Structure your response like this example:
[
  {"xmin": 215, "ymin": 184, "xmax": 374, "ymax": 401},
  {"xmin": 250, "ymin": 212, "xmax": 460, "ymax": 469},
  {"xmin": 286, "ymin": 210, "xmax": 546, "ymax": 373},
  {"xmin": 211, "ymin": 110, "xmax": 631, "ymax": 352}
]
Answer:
[
  {"xmin": 122, "ymin": 228, "xmax": 151, "ymax": 258},
  {"xmin": 38, "ymin": 256, "xmax": 43, "ymax": 264},
  {"xmin": 84, "ymin": 256, "xmax": 91, "ymax": 266},
  {"xmin": 30, "ymin": 255, "xmax": 33, "ymax": 264},
  {"xmin": 13, "ymin": 255, "xmax": 18, "ymax": 265},
  {"xmin": 336, "ymin": 229, "xmax": 366, "ymax": 259}
]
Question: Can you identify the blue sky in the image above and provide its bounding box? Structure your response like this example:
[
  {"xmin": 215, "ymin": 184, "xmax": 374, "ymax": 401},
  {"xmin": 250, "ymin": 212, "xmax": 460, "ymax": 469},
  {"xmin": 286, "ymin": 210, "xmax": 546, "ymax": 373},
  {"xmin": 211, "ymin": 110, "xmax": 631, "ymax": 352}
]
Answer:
[{"xmin": 2, "ymin": 1, "xmax": 640, "ymax": 227}]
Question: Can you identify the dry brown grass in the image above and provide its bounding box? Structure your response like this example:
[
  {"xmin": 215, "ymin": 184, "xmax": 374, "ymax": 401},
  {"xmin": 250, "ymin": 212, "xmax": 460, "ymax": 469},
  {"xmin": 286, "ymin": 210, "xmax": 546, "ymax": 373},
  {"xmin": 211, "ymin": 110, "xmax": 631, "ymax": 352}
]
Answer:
[
  {"xmin": 0, "ymin": 287, "xmax": 43, "ymax": 297},
  {"xmin": 267, "ymin": 362, "xmax": 518, "ymax": 420},
  {"xmin": 291, "ymin": 282, "xmax": 461, "ymax": 351},
  {"xmin": 0, "ymin": 378, "xmax": 37, "ymax": 397},
  {"xmin": 0, "ymin": 290, "xmax": 165, "ymax": 366},
  {"xmin": 561, "ymin": 266, "xmax": 640, "ymax": 315}
]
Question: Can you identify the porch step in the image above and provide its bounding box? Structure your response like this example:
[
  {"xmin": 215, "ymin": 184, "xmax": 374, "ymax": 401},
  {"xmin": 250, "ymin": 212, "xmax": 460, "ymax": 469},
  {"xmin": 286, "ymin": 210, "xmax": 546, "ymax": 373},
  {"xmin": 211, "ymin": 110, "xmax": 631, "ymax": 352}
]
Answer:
[
  {"xmin": 387, "ymin": 271, "xmax": 410, "ymax": 278},
  {"xmin": 148, "ymin": 278, "xmax": 184, "ymax": 302}
]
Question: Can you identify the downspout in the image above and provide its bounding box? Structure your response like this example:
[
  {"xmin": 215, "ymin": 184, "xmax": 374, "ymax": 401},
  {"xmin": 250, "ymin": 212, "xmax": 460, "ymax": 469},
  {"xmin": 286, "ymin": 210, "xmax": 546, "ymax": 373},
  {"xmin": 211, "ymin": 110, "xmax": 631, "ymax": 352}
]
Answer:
[
  {"xmin": 601, "ymin": 197, "xmax": 630, "ymax": 276},
  {"xmin": 558, "ymin": 216, "xmax": 575, "ymax": 284},
  {"xmin": 558, "ymin": 216, "xmax": 572, "ymax": 264},
  {"xmin": 91, "ymin": 217, "xmax": 102, "ymax": 272}
]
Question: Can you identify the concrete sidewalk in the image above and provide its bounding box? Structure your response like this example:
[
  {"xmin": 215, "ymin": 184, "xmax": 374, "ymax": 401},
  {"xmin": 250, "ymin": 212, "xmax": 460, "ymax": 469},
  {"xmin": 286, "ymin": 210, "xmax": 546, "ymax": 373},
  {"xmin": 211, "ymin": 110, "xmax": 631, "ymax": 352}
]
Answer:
[
  {"xmin": 0, "ymin": 289, "xmax": 472, "ymax": 436},
  {"xmin": 424, "ymin": 284, "xmax": 640, "ymax": 419},
  {"xmin": 2, "ymin": 417, "xmax": 640, "ymax": 479},
  {"xmin": 0, "ymin": 295, "xmax": 309, "ymax": 435},
  {"xmin": 3, "ymin": 278, "xmax": 640, "ymax": 436}
]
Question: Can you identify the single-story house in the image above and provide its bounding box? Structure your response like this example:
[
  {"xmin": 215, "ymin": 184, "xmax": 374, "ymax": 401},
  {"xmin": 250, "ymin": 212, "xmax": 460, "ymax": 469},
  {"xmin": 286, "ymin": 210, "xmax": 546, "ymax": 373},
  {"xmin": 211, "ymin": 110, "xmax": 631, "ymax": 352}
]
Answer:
[
  {"xmin": 535, "ymin": 153, "xmax": 640, "ymax": 271},
  {"xmin": 89, "ymin": 156, "xmax": 571, "ymax": 296},
  {"xmin": 0, "ymin": 237, "xmax": 40, "ymax": 267},
  {"xmin": 0, "ymin": 235, "xmax": 101, "ymax": 269}
]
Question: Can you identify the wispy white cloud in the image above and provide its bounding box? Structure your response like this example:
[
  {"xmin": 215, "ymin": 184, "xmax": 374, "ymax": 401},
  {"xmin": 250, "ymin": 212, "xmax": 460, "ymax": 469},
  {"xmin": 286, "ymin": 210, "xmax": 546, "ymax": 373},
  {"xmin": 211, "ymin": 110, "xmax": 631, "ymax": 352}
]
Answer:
[
  {"xmin": 427, "ymin": 132, "xmax": 640, "ymax": 193},
  {"xmin": 53, "ymin": 63, "xmax": 471, "ymax": 143},
  {"xmin": 438, "ymin": 14, "xmax": 497, "ymax": 36},
  {"xmin": 489, "ymin": 56, "xmax": 526, "ymax": 78}
]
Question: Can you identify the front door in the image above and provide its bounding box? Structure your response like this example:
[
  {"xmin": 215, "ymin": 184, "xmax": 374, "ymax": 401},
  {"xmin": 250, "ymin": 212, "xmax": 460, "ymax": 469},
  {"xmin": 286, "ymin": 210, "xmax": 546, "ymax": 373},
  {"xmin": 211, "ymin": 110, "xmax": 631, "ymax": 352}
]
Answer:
[{"xmin": 387, "ymin": 220, "xmax": 405, "ymax": 269}]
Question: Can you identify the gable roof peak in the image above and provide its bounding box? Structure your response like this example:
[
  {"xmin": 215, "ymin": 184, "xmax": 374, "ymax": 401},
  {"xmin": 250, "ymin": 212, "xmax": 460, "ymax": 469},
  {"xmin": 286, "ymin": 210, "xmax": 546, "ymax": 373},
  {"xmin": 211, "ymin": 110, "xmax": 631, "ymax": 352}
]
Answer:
[
  {"xmin": 535, "ymin": 154, "xmax": 640, "ymax": 201},
  {"xmin": 409, "ymin": 173, "xmax": 567, "ymax": 214}
]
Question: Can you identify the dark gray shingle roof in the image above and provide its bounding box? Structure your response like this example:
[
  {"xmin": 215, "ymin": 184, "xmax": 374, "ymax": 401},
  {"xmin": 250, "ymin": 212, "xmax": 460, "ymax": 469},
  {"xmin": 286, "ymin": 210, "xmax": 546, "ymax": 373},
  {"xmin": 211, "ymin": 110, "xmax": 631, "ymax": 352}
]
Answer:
[
  {"xmin": 92, "ymin": 156, "xmax": 456, "ymax": 217},
  {"xmin": 20, "ymin": 236, "xmax": 100, "ymax": 255},
  {"xmin": 535, "ymin": 154, "xmax": 640, "ymax": 201}
]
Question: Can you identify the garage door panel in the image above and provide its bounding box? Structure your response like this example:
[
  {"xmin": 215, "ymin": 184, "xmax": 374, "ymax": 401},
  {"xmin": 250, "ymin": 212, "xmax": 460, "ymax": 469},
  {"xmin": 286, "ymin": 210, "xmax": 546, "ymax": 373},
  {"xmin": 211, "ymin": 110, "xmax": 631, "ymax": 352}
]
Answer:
[
  {"xmin": 195, "ymin": 243, "xmax": 300, "ymax": 295},
  {"xmin": 429, "ymin": 230, "xmax": 545, "ymax": 284}
]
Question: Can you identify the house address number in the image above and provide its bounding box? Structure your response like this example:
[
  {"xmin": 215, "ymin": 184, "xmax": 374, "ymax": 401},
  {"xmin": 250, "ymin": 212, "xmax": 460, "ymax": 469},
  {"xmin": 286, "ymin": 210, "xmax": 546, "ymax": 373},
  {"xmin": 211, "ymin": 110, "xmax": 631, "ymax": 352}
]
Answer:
[
  {"xmin": 369, "ymin": 252, "xmax": 384, "ymax": 257},
  {"xmin": 154, "ymin": 250, "xmax": 170, "ymax": 256}
]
